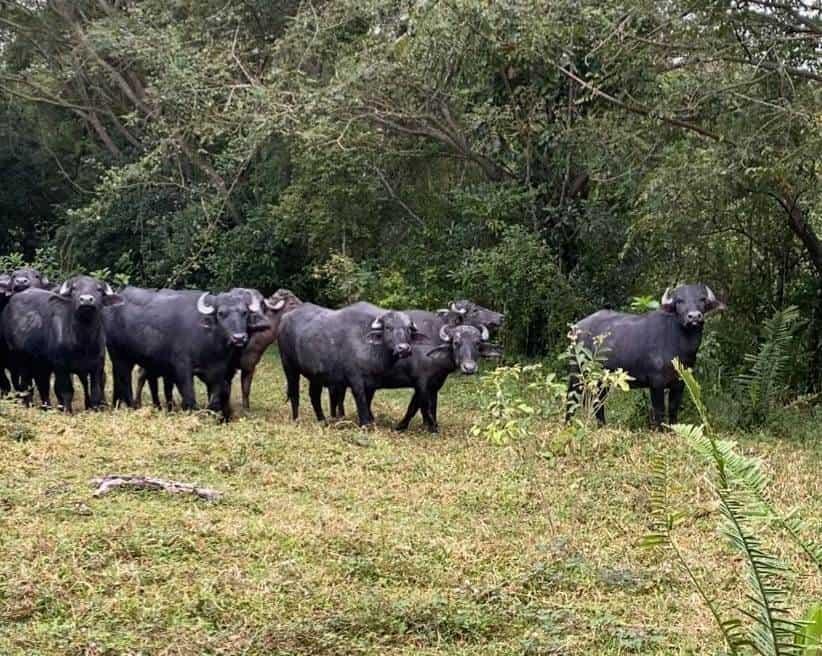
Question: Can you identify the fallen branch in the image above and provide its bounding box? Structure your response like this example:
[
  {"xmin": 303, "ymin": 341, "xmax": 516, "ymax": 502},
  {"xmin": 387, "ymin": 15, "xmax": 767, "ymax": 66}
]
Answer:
[{"xmin": 90, "ymin": 475, "xmax": 223, "ymax": 502}]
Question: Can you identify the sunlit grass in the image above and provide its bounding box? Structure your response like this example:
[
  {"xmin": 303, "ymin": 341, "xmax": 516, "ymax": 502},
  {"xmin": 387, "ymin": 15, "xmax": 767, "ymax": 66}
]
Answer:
[{"xmin": 0, "ymin": 352, "xmax": 819, "ymax": 655}]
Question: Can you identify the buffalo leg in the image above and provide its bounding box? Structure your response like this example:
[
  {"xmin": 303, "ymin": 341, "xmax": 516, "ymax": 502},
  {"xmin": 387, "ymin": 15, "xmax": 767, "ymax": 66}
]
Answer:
[
  {"xmin": 649, "ymin": 386, "xmax": 666, "ymax": 429},
  {"xmin": 418, "ymin": 389, "xmax": 437, "ymax": 433},
  {"xmin": 134, "ymin": 369, "xmax": 148, "ymax": 408},
  {"xmin": 282, "ymin": 357, "xmax": 300, "ymax": 420},
  {"xmin": 88, "ymin": 366, "xmax": 105, "ymax": 409},
  {"xmin": 175, "ymin": 365, "xmax": 197, "ymax": 411},
  {"xmin": 54, "ymin": 370, "xmax": 74, "ymax": 413},
  {"xmin": 163, "ymin": 377, "xmax": 174, "ymax": 410},
  {"xmin": 0, "ymin": 370, "xmax": 9, "ymax": 396},
  {"xmin": 594, "ymin": 384, "xmax": 608, "ymax": 425},
  {"xmin": 111, "ymin": 359, "xmax": 134, "ymax": 408},
  {"xmin": 329, "ymin": 386, "xmax": 346, "ymax": 418},
  {"xmin": 668, "ymin": 381, "xmax": 685, "ymax": 425},
  {"xmin": 349, "ymin": 379, "xmax": 373, "ymax": 427},
  {"xmin": 33, "ymin": 370, "xmax": 51, "ymax": 408},
  {"xmin": 241, "ymin": 368, "xmax": 254, "ymax": 410},
  {"xmin": 309, "ymin": 380, "xmax": 326, "ymax": 422},
  {"xmin": 80, "ymin": 373, "xmax": 91, "ymax": 409},
  {"xmin": 395, "ymin": 392, "xmax": 420, "ymax": 431},
  {"xmin": 147, "ymin": 375, "xmax": 162, "ymax": 409}
]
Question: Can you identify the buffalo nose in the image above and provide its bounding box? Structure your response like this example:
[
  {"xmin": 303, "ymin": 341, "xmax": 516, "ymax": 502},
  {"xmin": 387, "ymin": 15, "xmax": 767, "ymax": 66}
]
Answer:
[
  {"xmin": 78, "ymin": 294, "xmax": 95, "ymax": 306},
  {"xmin": 14, "ymin": 277, "xmax": 29, "ymax": 289},
  {"xmin": 687, "ymin": 311, "xmax": 704, "ymax": 323},
  {"xmin": 396, "ymin": 343, "xmax": 412, "ymax": 357},
  {"xmin": 461, "ymin": 361, "xmax": 478, "ymax": 375},
  {"xmin": 231, "ymin": 333, "xmax": 248, "ymax": 347}
]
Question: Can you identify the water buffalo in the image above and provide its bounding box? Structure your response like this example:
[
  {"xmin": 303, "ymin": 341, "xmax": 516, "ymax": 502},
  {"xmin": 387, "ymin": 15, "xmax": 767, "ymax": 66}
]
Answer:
[
  {"xmin": 389, "ymin": 323, "xmax": 502, "ymax": 433},
  {"xmin": 104, "ymin": 287, "xmax": 268, "ymax": 419},
  {"xmin": 8, "ymin": 267, "xmax": 50, "ymax": 293},
  {"xmin": 235, "ymin": 288, "xmax": 302, "ymax": 410},
  {"xmin": 566, "ymin": 283, "xmax": 726, "ymax": 428},
  {"xmin": 0, "ymin": 268, "xmax": 53, "ymax": 395},
  {"xmin": 278, "ymin": 301, "xmax": 429, "ymax": 426},
  {"xmin": 1, "ymin": 275, "xmax": 122, "ymax": 411},
  {"xmin": 133, "ymin": 288, "xmax": 302, "ymax": 411},
  {"xmin": 329, "ymin": 299, "xmax": 505, "ymax": 420}
]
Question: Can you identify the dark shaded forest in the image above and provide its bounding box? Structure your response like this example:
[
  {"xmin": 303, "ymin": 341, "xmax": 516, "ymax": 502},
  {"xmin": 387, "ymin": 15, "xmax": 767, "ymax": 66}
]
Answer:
[{"xmin": 1, "ymin": 0, "xmax": 820, "ymax": 391}]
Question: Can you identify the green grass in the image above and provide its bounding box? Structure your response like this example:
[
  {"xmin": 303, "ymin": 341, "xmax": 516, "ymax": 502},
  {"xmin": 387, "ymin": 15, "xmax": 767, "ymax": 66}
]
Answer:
[{"xmin": 0, "ymin": 352, "xmax": 819, "ymax": 655}]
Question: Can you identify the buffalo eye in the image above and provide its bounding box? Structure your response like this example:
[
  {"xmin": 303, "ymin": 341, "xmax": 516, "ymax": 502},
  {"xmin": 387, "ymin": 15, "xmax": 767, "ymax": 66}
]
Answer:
[{"xmin": 218, "ymin": 310, "xmax": 227, "ymax": 318}]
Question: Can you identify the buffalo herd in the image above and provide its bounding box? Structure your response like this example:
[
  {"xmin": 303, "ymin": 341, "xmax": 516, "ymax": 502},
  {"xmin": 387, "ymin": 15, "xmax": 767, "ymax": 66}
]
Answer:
[{"xmin": 0, "ymin": 268, "xmax": 724, "ymax": 431}]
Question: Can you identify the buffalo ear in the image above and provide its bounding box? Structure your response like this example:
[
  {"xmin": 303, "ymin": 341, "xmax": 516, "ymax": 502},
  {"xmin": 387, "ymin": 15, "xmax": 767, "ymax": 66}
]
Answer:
[
  {"xmin": 199, "ymin": 317, "xmax": 215, "ymax": 329},
  {"xmin": 426, "ymin": 344, "xmax": 452, "ymax": 360},
  {"xmin": 366, "ymin": 330, "xmax": 384, "ymax": 345},
  {"xmin": 411, "ymin": 331, "xmax": 430, "ymax": 344},
  {"xmin": 480, "ymin": 343, "xmax": 503, "ymax": 359},
  {"xmin": 102, "ymin": 293, "xmax": 124, "ymax": 307},
  {"xmin": 48, "ymin": 293, "xmax": 71, "ymax": 306}
]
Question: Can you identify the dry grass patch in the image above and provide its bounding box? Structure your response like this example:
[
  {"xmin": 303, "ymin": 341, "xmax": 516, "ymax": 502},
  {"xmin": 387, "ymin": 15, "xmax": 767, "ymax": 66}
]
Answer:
[{"xmin": 0, "ymin": 353, "xmax": 819, "ymax": 655}]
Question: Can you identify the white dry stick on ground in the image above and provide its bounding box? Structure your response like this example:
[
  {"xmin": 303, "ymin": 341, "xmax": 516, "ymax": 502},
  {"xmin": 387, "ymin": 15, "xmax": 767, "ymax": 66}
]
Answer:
[{"xmin": 90, "ymin": 476, "xmax": 223, "ymax": 502}]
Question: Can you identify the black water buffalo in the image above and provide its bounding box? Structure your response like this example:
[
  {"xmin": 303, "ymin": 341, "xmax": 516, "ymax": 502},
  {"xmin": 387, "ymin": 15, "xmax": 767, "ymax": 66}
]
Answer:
[
  {"xmin": 388, "ymin": 323, "xmax": 502, "ymax": 433},
  {"xmin": 566, "ymin": 283, "xmax": 726, "ymax": 428},
  {"xmin": 1, "ymin": 276, "xmax": 122, "ymax": 411},
  {"xmin": 104, "ymin": 287, "xmax": 267, "ymax": 419},
  {"xmin": 8, "ymin": 267, "xmax": 51, "ymax": 293},
  {"xmin": 328, "ymin": 299, "xmax": 505, "ymax": 421},
  {"xmin": 278, "ymin": 301, "xmax": 429, "ymax": 426},
  {"xmin": 133, "ymin": 288, "xmax": 301, "ymax": 411},
  {"xmin": 0, "ymin": 268, "xmax": 53, "ymax": 395}
]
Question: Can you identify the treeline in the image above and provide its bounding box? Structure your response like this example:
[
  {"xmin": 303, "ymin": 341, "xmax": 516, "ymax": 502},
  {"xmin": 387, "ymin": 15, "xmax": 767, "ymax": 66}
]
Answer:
[{"xmin": 0, "ymin": 0, "xmax": 819, "ymax": 390}]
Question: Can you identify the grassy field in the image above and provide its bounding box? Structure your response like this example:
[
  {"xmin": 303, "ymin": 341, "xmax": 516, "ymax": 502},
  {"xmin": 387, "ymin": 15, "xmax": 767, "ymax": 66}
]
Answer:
[{"xmin": 0, "ymin": 351, "xmax": 819, "ymax": 655}]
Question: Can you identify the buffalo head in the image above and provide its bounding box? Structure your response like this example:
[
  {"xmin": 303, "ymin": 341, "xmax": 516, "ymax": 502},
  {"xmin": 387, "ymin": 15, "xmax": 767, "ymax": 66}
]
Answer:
[
  {"xmin": 55, "ymin": 275, "xmax": 123, "ymax": 321},
  {"xmin": 661, "ymin": 284, "xmax": 726, "ymax": 329},
  {"xmin": 11, "ymin": 267, "xmax": 49, "ymax": 293},
  {"xmin": 437, "ymin": 300, "xmax": 505, "ymax": 331},
  {"xmin": 366, "ymin": 310, "xmax": 428, "ymax": 359},
  {"xmin": 427, "ymin": 324, "xmax": 502, "ymax": 374},
  {"xmin": 264, "ymin": 288, "xmax": 302, "ymax": 315},
  {"xmin": 198, "ymin": 290, "xmax": 267, "ymax": 348}
]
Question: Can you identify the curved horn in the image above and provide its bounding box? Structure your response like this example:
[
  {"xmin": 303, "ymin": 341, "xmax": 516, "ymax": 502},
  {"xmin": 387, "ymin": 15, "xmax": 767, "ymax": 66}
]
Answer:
[
  {"xmin": 661, "ymin": 287, "xmax": 673, "ymax": 306},
  {"xmin": 480, "ymin": 324, "xmax": 490, "ymax": 342},
  {"xmin": 104, "ymin": 283, "xmax": 115, "ymax": 295},
  {"xmin": 265, "ymin": 298, "xmax": 286, "ymax": 311},
  {"xmin": 247, "ymin": 292, "xmax": 261, "ymax": 313},
  {"xmin": 439, "ymin": 324, "xmax": 452, "ymax": 342},
  {"xmin": 197, "ymin": 293, "xmax": 215, "ymax": 315},
  {"xmin": 58, "ymin": 280, "xmax": 71, "ymax": 296},
  {"xmin": 371, "ymin": 316, "xmax": 384, "ymax": 330},
  {"xmin": 450, "ymin": 301, "xmax": 467, "ymax": 315},
  {"xmin": 705, "ymin": 285, "xmax": 717, "ymax": 303}
]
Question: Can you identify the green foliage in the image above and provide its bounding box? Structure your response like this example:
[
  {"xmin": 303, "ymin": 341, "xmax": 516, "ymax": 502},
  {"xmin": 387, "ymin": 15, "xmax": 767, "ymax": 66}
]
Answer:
[
  {"xmin": 564, "ymin": 331, "xmax": 633, "ymax": 426},
  {"xmin": 629, "ymin": 296, "xmax": 660, "ymax": 313},
  {"xmin": 797, "ymin": 604, "xmax": 822, "ymax": 655},
  {"xmin": 470, "ymin": 363, "xmax": 566, "ymax": 445},
  {"xmin": 737, "ymin": 306, "xmax": 803, "ymax": 426},
  {"xmin": 643, "ymin": 360, "xmax": 819, "ymax": 655},
  {"xmin": 456, "ymin": 225, "xmax": 581, "ymax": 355}
]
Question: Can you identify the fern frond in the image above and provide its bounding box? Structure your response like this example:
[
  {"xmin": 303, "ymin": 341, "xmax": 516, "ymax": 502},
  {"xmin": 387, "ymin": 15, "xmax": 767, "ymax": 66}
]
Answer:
[
  {"xmin": 718, "ymin": 487, "xmax": 805, "ymax": 655},
  {"xmin": 737, "ymin": 306, "xmax": 801, "ymax": 425}
]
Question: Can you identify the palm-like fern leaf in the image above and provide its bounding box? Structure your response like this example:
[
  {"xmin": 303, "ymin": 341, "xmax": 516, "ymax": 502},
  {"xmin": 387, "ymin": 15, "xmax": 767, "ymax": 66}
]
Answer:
[{"xmin": 737, "ymin": 306, "xmax": 801, "ymax": 425}]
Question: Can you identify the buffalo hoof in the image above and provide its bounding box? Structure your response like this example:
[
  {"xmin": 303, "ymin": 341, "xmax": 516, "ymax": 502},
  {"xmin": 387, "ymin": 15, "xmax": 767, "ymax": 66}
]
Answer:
[{"xmin": 394, "ymin": 423, "xmax": 409, "ymax": 432}]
